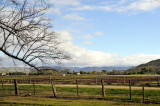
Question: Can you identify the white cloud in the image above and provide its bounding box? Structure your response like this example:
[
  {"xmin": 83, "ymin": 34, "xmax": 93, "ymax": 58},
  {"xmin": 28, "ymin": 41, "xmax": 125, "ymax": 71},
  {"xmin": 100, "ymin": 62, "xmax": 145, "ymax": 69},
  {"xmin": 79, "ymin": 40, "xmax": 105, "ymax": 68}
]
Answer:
[
  {"xmin": 48, "ymin": 0, "xmax": 81, "ymax": 16},
  {"xmin": 117, "ymin": 54, "xmax": 160, "ymax": 66},
  {"xmin": 58, "ymin": 31, "xmax": 160, "ymax": 67},
  {"xmin": 83, "ymin": 41, "xmax": 93, "ymax": 45},
  {"xmin": 47, "ymin": 8, "xmax": 61, "ymax": 15},
  {"xmin": 116, "ymin": 0, "xmax": 160, "ymax": 12},
  {"xmin": 46, "ymin": 0, "xmax": 160, "ymax": 17},
  {"xmin": 49, "ymin": 0, "xmax": 81, "ymax": 7},
  {"xmin": 63, "ymin": 14, "xmax": 85, "ymax": 21},
  {"xmin": 1, "ymin": 30, "xmax": 160, "ymax": 68},
  {"xmin": 72, "ymin": 5, "xmax": 96, "ymax": 11},
  {"xmin": 71, "ymin": 0, "xmax": 160, "ymax": 13},
  {"xmin": 58, "ymin": 31, "xmax": 74, "ymax": 41}
]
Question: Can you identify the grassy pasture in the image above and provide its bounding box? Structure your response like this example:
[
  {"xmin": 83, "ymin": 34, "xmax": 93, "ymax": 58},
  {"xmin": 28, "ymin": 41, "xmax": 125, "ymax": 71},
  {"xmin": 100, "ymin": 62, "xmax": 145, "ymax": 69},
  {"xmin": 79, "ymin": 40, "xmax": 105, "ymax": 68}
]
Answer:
[
  {"xmin": 0, "ymin": 84, "xmax": 160, "ymax": 105},
  {"xmin": 0, "ymin": 74, "xmax": 160, "ymax": 105}
]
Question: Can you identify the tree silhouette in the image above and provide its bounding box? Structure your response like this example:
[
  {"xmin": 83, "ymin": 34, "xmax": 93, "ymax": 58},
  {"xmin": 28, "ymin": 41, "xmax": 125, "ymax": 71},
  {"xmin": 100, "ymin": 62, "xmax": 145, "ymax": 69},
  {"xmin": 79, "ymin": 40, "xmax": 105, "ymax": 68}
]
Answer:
[{"xmin": 0, "ymin": 0, "xmax": 70, "ymax": 70}]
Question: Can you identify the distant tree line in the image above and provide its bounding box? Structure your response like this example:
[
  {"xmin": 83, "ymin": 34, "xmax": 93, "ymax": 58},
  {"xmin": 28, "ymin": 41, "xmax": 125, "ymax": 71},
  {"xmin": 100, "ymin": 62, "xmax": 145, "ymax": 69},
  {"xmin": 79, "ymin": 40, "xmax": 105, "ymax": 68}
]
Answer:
[{"xmin": 2, "ymin": 67, "xmax": 160, "ymax": 76}]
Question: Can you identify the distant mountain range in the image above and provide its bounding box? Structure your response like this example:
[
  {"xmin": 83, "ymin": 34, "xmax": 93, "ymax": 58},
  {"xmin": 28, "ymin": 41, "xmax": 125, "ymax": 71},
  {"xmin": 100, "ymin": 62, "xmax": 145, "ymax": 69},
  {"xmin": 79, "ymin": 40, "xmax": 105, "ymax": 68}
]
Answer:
[
  {"xmin": 52, "ymin": 66, "xmax": 132, "ymax": 72},
  {"xmin": 0, "ymin": 66, "xmax": 132, "ymax": 73},
  {"xmin": 2, "ymin": 59, "xmax": 160, "ymax": 74}
]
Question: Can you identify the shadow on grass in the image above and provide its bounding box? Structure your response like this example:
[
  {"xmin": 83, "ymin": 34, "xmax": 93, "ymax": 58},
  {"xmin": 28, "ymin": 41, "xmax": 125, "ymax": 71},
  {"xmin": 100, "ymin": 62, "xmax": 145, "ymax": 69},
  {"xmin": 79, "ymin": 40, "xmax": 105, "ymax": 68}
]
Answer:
[
  {"xmin": 45, "ymin": 95, "xmax": 160, "ymax": 105},
  {"xmin": 0, "ymin": 102, "xmax": 44, "ymax": 106}
]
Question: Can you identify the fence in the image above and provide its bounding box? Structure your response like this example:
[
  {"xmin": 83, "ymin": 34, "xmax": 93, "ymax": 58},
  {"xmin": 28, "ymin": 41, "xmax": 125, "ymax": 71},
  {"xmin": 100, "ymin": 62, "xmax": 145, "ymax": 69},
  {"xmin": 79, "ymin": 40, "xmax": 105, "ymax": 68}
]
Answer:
[
  {"xmin": 0, "ymin": 76, "xmax": 160, "ymax": 104},
  {"xmin": 1, "ymin": 75, "xmax": 160, "ymax": 86}
]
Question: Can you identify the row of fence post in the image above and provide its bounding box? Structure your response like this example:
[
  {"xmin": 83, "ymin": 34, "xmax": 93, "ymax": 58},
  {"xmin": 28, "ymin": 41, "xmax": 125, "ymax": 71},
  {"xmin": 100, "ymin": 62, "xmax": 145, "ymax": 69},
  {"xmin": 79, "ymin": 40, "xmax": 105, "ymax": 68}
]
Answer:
[
  {"xmin": 51, "ymin": 80, "xmax": 57, "ymax": 97},
  {"xmin": 14, "ymin": 79, "xmax": 18, "ymax": 96},
  {"xmin": 1, "ymin": 79, "xmax": 4, "ymax": 93},
  {"xmin": 0, "ymin": 79, "xmax": 152, "ymax": 103},
  {"xmin": 128, "ymin": 80, "xmax": 145, "ymax": 103},
  {"xmin": 2, "ymin": 76, "xmax": 160, "ymax": 86},
  {"xmin": 1, "ymin": 79, "xmax": 107, "ymax": 98}
]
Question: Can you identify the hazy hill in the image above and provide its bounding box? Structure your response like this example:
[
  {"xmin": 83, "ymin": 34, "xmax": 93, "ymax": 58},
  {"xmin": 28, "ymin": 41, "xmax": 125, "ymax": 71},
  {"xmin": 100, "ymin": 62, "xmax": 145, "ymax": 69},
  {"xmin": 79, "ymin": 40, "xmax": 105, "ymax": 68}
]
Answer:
[
  {"xmin": 0, "ymin": 67, "xmax": 30, "ymax": 73},
  {"xmin": 63, "ymin": 66, "xmax": 131, "ymax": 72},
  {"xmin": 30, "ymin": 66, "xmax": 131, "ymax": 72},
  {"xmin": 0, "ymin": 66, "xmax": 132, "ymax": 73},
  {"xmin": 50, "ymin": 66, "xmax": 132, "ymax": 72},
  {"xmin": 126, "ymin": 59, "xmax": 160, "ymax": 74}
]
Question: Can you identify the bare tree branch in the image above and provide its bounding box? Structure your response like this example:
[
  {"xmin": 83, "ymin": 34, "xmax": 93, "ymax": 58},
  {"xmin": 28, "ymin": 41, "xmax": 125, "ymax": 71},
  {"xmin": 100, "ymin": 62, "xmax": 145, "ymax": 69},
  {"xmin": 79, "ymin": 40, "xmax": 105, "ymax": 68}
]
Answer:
[{"xmin": 0, "ymin": 0, "xmax": 71, "ymax": 71}]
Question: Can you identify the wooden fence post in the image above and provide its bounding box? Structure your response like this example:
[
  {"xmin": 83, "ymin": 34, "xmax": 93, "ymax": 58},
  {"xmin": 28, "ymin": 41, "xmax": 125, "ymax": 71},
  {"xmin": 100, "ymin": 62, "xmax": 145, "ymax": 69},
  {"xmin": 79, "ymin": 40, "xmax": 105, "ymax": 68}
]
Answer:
[
  {"xmin": 49, "ymin": 77, "xmax": 52, "ymax": 84},
  {"xmin": 33, "ymin": 80, "xmax": 35, "ymax": 95},
  {"xmin": 101, "ymin": 79, "xmax": 106, "ymax": 98},
  {"xmin": 70, "ymin": 78, "xmax": 71, "ymax": 84},
  {"xmin": 10, "ymin": 77, "xmax": 12, "ymax": 83},
  {"xmin": 129, "ymin": 80, "xmax": 131, "ymax": 100},
  {"xmin": 51, "ymin": 80, "xmax": 57, "ymax": 98},
  {"xmin": 157, "ymin": 77, "xmax": 159, "ymax": 87},
  {"xmin": 14, "ymin": 79, "xmax": 18, "ymax": 96},
  {"xmin": 1, "ymin": 79, "xmax": 4, "ymax": 93},
  {"xmin": 142, "ymin": 87, "xmax": 145, "ymax": 103},
  {"xmin": 123, "ymin": 77, "xmax": 126, "ymax": 85},
  {"xmin": 95, "ymin": 78, "xmax": 97, "ymax": 85},
  {"xmin": 29, "ymin": 77, "xmax": 31, "ymax": 84},
  {"xmin": 76, "ymin": 80, "xmax": 79, "ymax": 97}
]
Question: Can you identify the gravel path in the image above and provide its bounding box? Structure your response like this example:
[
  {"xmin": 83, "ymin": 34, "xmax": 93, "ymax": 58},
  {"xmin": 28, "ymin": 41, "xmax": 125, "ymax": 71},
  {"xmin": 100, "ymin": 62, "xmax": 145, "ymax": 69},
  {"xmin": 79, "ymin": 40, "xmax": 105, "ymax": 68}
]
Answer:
[{"xmin": 4, "ymin": 84, "xmax": 160, "ymax": 90}]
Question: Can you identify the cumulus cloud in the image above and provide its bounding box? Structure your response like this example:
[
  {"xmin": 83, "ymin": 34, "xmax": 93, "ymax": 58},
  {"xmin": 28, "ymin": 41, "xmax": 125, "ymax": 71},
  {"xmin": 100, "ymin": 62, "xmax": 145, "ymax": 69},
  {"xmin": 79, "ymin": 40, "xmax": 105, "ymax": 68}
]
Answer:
[
  {"xmin": 47, "ymin": 8, "xmax": 61, "ymax": 15},
  {"xmin": 47, "ymin": 0, "xmax": 81, "ymax": 16},
  {"xmin": 116, "ymin": 0, "xmax": 160, "ymax": 12},
  {"xmin": 58, "ymin": 31, "xmax": 160, "ymax": 67},
  {"xmin": 71, "ymin": 0, "xmax": 160, "ymax": 13},
  {"xmin": 0, "ymin": 54, "xmax": 26, "ymax": 67},
  {"xmin": 83, "ymin": 41, "xmax": 93, "ymax": 45},
  {"xmin": 58, "ymin": 30, "xmax": 74, "ymax": 41},
  {"xmin": 1, "ymin": 30, "xmax": 160, "ymax": 68},
  {"xmin": 63, "ymin": 14, "xmax": 85, "ymax": 21},
  {"xmin": 49, "ymin": 0, "xmax": 81, "ymax": 7},
  {"xmin": 46, "ymin": 0, "xmax": 160, "ymax": 17}
]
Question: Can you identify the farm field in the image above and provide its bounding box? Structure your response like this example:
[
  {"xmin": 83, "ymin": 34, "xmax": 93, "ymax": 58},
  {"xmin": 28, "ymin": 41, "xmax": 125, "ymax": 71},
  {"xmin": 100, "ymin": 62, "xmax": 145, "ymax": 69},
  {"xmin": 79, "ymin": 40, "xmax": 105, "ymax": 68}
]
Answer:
[
  {"xmin": 0, "ymin": 84, "xmax": 160, "ymax": 106},
  {"xmin": 0, "ymin": 74, "xmax": 160, "ymax": 105},
  {"xmin": 0, "ymin": 96, "xmax": 154, "ymax": 106}
]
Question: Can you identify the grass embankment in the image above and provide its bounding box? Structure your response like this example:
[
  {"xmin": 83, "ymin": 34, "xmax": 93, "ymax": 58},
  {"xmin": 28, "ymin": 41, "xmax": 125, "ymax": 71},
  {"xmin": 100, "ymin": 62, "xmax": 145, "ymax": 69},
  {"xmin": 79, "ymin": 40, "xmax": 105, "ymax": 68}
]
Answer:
[{"xmin": 0, "ymin": 96, "xmax": 149, "ymax": 106}]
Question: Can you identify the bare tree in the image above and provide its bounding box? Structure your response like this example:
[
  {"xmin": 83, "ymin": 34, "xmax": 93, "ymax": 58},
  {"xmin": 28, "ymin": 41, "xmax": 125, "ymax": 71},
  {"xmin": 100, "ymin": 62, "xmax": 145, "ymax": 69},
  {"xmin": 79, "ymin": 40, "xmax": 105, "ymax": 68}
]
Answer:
[
  {"xmin": 0, "ymin": 0, "xmax": 70, "ymax": 71},
  {"xmin": 0, "ymin": 57, "xmax": 2, "ymax": 65}
]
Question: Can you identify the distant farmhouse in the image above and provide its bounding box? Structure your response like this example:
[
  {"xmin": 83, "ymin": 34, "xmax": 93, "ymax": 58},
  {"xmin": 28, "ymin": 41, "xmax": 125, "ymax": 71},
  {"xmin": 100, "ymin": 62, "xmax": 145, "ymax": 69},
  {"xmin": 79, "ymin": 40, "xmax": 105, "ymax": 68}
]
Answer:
[{"xmin": 0, "ymin": 73, "xmax": 6, "ymax": 76}]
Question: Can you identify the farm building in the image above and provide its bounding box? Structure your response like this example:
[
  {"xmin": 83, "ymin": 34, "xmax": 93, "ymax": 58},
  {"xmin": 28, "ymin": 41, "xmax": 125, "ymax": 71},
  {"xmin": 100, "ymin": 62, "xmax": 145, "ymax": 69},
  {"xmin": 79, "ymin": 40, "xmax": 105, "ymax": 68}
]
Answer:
[
  {"xmin": 76, "ymin": 73, "xmax": 80, "ymax": 75},
  {"xmin": 0, "ymin": 73, "xmax": 6, "ymax": 76}
]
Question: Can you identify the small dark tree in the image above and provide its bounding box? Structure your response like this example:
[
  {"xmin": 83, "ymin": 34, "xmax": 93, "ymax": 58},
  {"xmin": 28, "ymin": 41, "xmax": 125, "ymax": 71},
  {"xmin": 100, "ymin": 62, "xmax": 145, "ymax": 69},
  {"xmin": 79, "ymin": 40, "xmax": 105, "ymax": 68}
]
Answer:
[
  {"xmin": 61, "ymin": 69, "xmax": 71, "ymax": 74},
  {"xmin": 80, "ymin": 70, "xmax": 87, "ymax": 74},
  {"xmin": 102, "ymin": 70, "xmax": 107, "ymax": 74}
]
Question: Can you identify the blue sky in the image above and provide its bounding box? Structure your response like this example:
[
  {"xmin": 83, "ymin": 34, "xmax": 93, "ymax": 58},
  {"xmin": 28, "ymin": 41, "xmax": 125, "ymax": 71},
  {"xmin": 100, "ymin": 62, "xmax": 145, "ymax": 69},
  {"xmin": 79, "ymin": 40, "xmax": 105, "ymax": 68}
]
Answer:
[
  {"xmin": 1, "ymin": 0, "xmax": 160, "ymax": 67},
  {"xmin": 47, "ymin": 0, "xmax": 160, "ymax": 67}
]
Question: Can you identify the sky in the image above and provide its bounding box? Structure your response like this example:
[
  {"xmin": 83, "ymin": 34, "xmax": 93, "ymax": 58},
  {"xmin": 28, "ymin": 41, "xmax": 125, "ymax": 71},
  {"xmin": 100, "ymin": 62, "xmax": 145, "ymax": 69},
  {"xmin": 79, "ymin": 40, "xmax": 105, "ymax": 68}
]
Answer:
[{"xmin": 1, "ymin": 0, "xmax": 160, "ymax": 67}]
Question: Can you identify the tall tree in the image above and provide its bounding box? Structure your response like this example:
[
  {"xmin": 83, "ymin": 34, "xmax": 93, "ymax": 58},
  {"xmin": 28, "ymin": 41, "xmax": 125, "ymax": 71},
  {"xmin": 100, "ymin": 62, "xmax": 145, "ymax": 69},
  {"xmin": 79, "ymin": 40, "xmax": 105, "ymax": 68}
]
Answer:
[{"xmin": 0, "ymin": 0, "xmax": 70, "ymax": 70}]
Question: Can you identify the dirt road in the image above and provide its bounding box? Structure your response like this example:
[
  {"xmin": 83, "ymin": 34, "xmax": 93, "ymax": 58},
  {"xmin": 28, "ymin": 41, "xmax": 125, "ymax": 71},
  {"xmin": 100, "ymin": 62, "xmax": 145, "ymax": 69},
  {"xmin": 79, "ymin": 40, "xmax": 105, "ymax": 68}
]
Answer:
[{"xmin": 4, "ymin": 84, "xmax": 160, "ymax": 90}]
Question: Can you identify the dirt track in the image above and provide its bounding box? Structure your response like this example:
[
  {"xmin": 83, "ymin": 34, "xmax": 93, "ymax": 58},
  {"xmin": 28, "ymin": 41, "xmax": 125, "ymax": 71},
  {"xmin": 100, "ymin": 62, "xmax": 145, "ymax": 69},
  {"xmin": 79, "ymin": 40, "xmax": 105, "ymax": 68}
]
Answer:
[
  {"xmin": 4, "ymin": 84, "xmax": 160, "ymax": 90},
  {"xmin": 56, "ymin": 85, "xmax": 160, "ymax": 90}
]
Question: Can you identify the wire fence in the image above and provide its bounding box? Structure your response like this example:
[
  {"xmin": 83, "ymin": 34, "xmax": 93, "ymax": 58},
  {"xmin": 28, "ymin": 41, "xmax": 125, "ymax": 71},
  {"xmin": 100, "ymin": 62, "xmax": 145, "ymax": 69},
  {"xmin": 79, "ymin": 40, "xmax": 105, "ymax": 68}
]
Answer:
[{"xmin": 0, "ymin": 76, "xmax": 160, "ymax": 104}]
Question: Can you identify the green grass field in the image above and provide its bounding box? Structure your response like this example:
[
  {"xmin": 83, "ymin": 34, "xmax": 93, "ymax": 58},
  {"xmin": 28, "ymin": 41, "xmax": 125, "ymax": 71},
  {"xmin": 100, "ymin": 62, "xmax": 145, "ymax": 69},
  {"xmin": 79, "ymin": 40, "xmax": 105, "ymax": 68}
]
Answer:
[
  {"xmin": 0, "ymin": 84, "xmax": 160, "ymax": 105},
  {"xmin": 0, "ymin": 96, "xmax": 152, "ymax": 106},
  {"xmin": 0, "ymin": 74, "xmax": 160, "ymax": 105}
]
